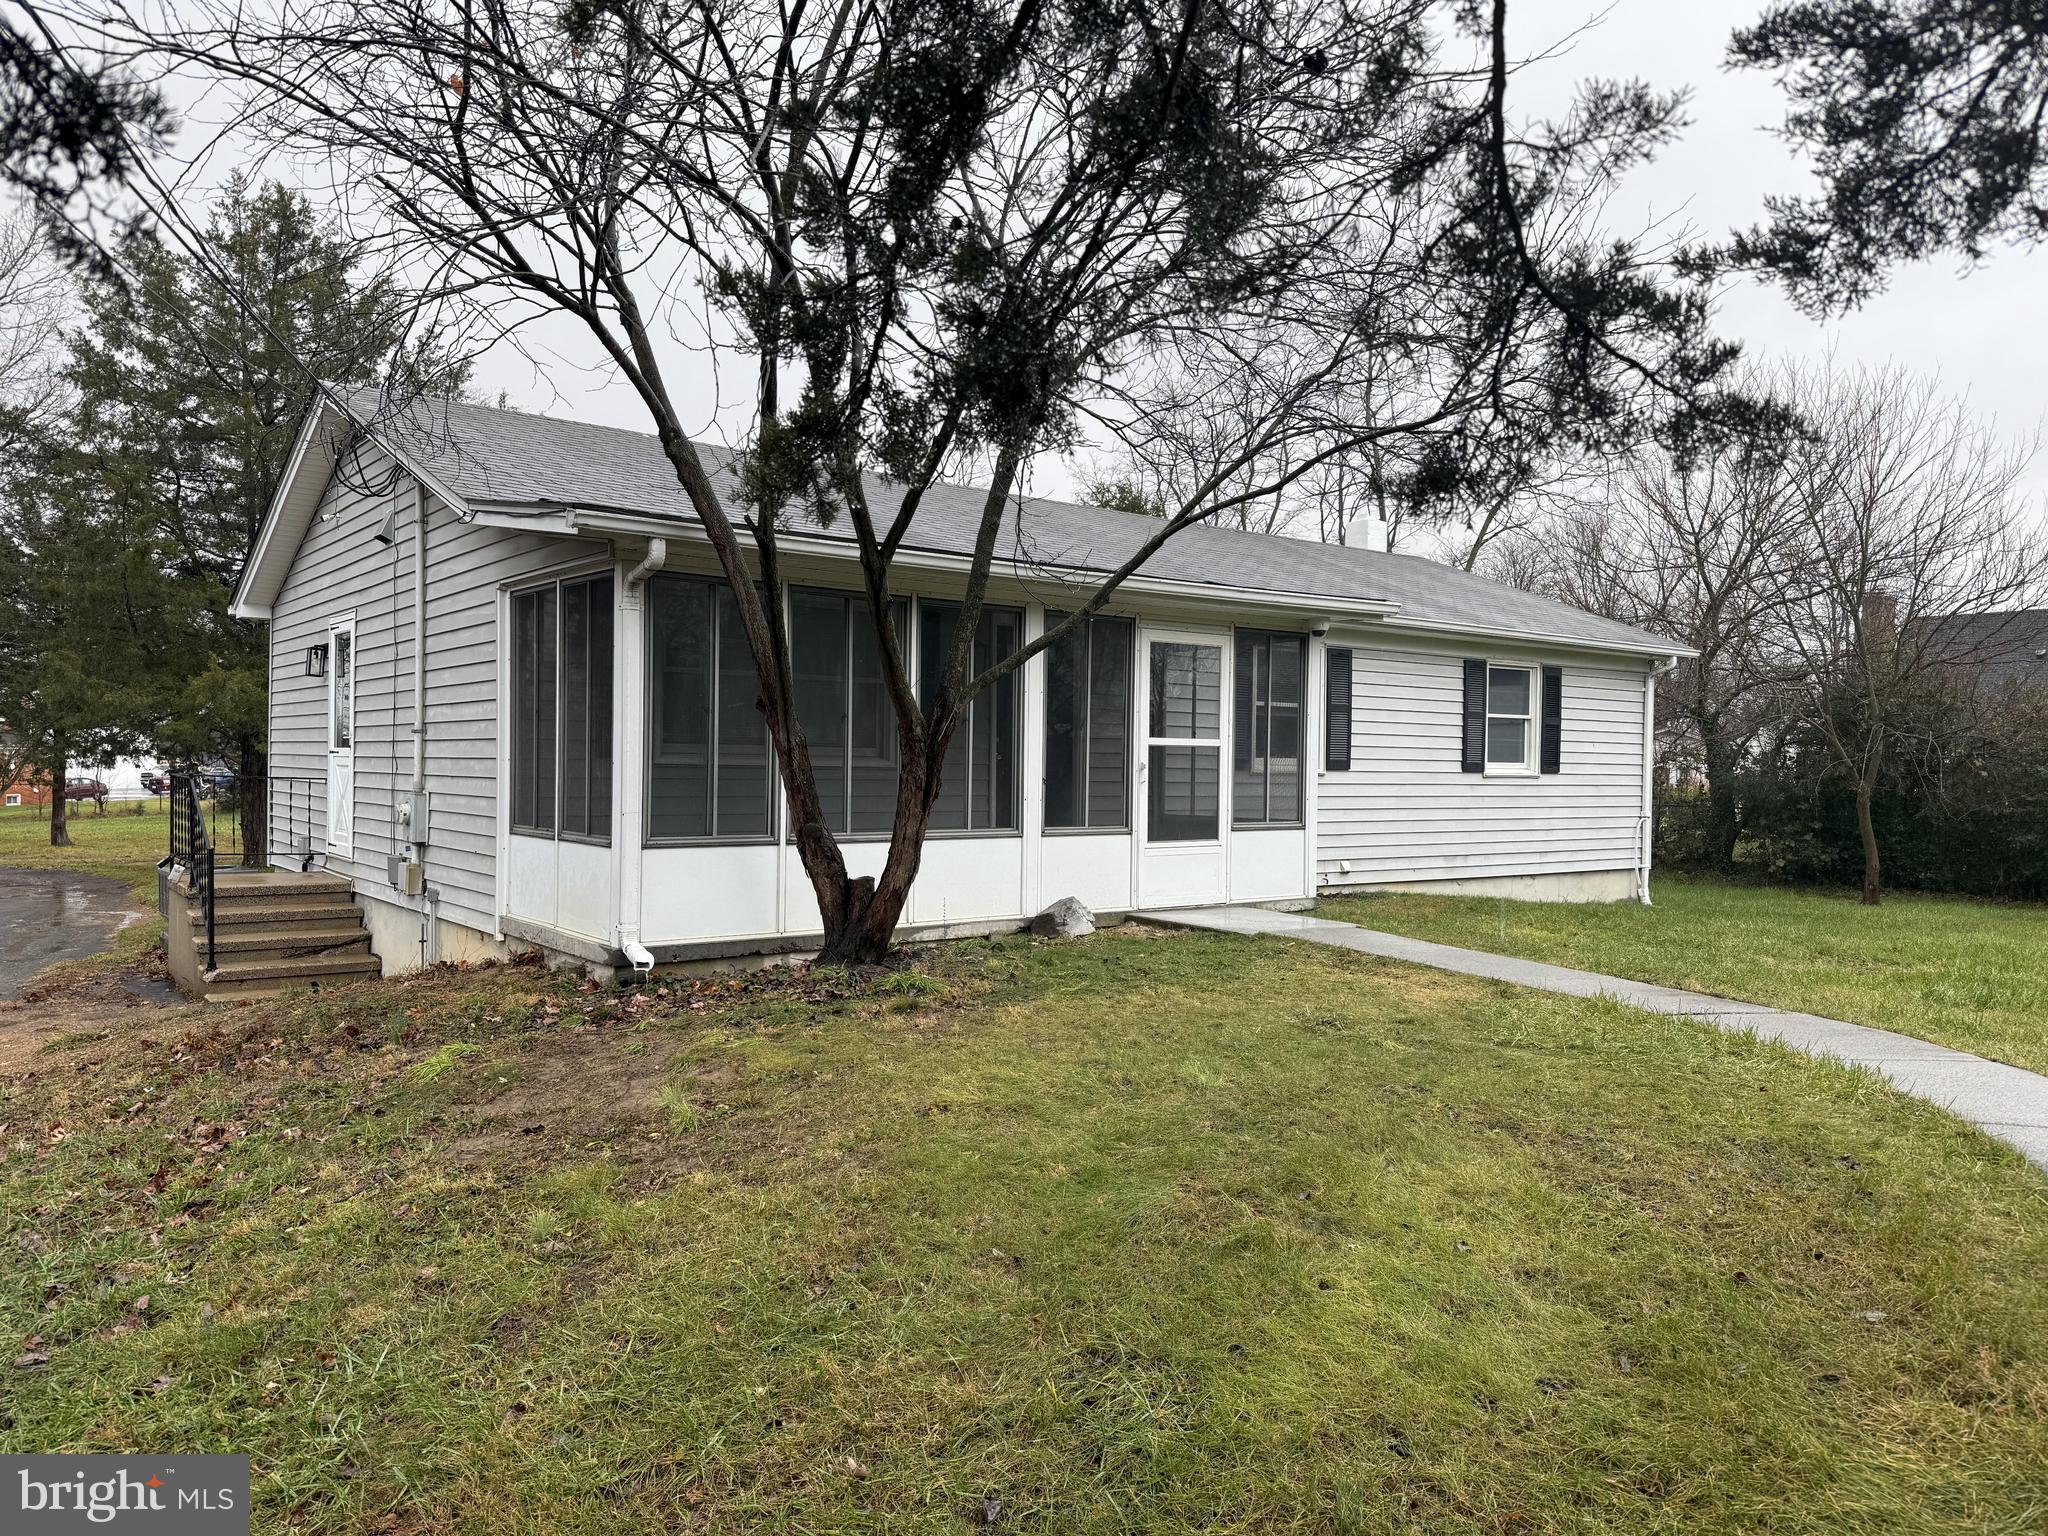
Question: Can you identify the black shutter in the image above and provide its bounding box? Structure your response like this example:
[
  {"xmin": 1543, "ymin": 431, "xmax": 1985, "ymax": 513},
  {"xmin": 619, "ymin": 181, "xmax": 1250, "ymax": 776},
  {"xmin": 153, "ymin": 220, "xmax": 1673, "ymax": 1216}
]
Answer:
[
  {"xmin": 1460, "ymin": 659, "xmax": 1486, "ymax": 773},
  {"xmin": 1540, "ymin": 664, "xmax": 1563, "ymax": 774},
  {"xmin": 1324, "ymin": 647, "xmax": 1352, "ymax": 771}
]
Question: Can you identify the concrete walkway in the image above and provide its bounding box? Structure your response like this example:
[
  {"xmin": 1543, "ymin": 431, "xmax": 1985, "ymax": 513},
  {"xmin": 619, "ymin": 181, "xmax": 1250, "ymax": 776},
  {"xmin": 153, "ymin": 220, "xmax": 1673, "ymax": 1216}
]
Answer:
[{"xmin": 1139, "ymin": 904, "xmax": 2048, "ymax": 1172}]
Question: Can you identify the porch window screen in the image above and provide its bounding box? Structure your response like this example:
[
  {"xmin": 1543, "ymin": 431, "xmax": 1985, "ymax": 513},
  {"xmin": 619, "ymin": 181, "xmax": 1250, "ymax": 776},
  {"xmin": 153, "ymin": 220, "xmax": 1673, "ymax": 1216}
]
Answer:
[
  {"xmin": 510, "ymin": 586, "xmax": 555, "ymax": 832},
  {"xmin": 510, "ymin": 574, "xmax": 612, "ymax": 840},
  {"xmin": 792, "ymin": 587, "xmax": 909, "ymax": 836},
  {"xmin": 1043, "ymin": 613, "xmax": 1133, "ymax": 830},
  {"xmin": 918, "ymin": 600, "xmax": 1023, "ymax": 832},
  {"xmin": 648, "ymin": 573, "xmax": 774, "ymax": 840},
  {"xmin": 1232, "ymin": 630, "xmax": 1306, "ymax": 825}
]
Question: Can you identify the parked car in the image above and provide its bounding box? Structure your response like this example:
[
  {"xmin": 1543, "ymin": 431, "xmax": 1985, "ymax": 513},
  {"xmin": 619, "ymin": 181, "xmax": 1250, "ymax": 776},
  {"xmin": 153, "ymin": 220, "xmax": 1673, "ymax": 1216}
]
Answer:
[
  {"xmin": 140, "ymin": 771, "xmax": 169, "ymax": 795},
  {"xmin": 63, "ymin": 778, "xmax": 109, "ymax": 810}
]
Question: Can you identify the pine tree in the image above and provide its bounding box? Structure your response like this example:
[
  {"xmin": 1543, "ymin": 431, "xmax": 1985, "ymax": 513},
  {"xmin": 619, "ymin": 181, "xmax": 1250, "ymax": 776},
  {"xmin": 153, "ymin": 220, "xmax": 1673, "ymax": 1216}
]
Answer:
[{"xmin": 62, "ymin": 175, "xmax": 465, "ymax": 859}]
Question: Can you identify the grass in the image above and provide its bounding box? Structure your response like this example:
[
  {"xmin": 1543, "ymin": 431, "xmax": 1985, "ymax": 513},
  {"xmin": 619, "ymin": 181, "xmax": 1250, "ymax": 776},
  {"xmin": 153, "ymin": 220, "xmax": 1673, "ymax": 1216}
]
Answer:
[
  {"xmin": 0, "ymin": 797, "xmax": 169, "ymax": 904},
  {"xmin": 1319, "ymin": 876, "xmax": 2048, "ymax": 1076},
  {"xmin": 5, "ymin": 930, "xmax": 2048, "ymax": 1533}
]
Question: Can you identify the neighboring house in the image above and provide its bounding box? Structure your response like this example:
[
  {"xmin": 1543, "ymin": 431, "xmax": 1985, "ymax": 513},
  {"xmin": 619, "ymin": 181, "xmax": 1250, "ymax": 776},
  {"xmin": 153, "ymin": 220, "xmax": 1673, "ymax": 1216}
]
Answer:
[
  {"xmin": 1917, "ymin": 608, "xmax": 2048, "ymax": 698},
  {"xmin": 230, "ymin": 392, "xmax": 1688, "ymax": 976},
  {"xmin": 0, "ymin": 724, "xmax": 46, "ymax": 807}
]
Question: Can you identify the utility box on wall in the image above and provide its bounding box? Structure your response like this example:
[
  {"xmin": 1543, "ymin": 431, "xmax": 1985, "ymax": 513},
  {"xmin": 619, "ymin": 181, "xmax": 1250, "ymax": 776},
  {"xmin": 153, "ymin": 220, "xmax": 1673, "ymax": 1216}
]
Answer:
[{"xmin": 389, "ymin": 791, "xmax": 428, "ymax": 895}]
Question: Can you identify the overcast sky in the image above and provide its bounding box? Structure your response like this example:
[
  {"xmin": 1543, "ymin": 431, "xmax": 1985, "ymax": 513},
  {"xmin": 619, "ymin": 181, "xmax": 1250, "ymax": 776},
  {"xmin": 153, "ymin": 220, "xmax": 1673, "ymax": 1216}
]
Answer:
[{"xmin": 107, "ymin": 0, "xmax": 2048, "ymax": 511}]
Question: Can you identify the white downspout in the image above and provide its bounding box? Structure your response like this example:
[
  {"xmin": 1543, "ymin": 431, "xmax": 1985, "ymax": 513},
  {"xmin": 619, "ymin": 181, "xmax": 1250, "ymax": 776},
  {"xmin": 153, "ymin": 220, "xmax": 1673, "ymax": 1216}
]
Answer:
[
  {"xmin": 410, "ymin": 482, "xmax": 433, "ymax": 962},
  {"xmin": 616, "ymin": 537, "xmax": 666, "ymax": 980},
  {"xmin": 1638, "ymin": 656, "xmax": 1678, "ymax": 905}
]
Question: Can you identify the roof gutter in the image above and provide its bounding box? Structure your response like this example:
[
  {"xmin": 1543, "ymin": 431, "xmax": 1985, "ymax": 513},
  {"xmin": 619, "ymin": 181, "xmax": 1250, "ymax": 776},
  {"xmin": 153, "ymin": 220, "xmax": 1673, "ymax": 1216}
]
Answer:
[{"xmin": 538, "ymin": 504, "xmax": 1408, "ymax": 623}]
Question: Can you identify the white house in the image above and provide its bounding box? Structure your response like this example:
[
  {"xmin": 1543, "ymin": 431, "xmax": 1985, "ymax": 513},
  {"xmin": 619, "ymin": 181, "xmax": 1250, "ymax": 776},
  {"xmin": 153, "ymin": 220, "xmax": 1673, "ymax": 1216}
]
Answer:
[{"xmin": 227, "ymin": 391, "xmax": 1684, "ymax": 978}]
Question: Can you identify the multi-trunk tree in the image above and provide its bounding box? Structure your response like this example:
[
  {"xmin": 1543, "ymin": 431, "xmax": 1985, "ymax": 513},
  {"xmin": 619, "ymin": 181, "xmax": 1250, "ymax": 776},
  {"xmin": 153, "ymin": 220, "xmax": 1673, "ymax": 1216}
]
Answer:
[{"xmin": 104, "ymin": 0, "xmax": 1766, "ymax": 959}]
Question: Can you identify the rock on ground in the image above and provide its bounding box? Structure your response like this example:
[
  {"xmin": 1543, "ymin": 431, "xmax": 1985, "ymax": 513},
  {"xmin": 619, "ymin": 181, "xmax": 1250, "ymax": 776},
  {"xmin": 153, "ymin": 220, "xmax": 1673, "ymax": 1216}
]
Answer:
[{"xmin": 1030, "ymin": 897, "xmax": 1095, "ymax": 939}]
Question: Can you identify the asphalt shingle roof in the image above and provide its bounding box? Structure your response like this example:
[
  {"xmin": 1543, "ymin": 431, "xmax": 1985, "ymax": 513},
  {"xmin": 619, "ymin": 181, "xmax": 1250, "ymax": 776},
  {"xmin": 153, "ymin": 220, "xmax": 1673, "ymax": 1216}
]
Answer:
[
  {"xmin": 351, "ymin": 389, "xmax": 1679, "ymax": 656},
  {"xmin": 1918, "ymin": 609, "xmax": 2048, "ymax": 695}
]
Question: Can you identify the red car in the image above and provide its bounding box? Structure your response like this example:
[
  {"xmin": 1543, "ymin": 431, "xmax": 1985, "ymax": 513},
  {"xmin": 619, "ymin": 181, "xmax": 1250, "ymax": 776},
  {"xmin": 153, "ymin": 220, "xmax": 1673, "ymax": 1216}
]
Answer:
[{"xmin": 63, "ymin": 778, "xmax": 109, "ymax": 809}]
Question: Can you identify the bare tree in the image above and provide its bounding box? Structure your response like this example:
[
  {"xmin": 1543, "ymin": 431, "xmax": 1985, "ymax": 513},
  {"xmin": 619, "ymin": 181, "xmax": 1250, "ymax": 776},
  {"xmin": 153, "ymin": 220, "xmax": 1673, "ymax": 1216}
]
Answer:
[
  {"xmin": 1770, "ymin": 367, "xmax": 2046, "ymax": 904},
  {"xmin": 0, "ymin": 202, "xmax": 66, "ymax": 426},
  {"xmin": 1486, "ymin": 436, "xmax": 1805, "ymax": 868},
  {"xmin": 89, "ymin": 0, "xmax": 1751, "ymax": 959}
]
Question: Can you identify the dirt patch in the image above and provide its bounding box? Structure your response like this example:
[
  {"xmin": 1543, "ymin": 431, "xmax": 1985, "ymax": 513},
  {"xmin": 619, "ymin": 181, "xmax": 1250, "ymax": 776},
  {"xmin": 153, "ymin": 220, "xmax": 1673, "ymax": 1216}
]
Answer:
[
  {"xmin": 450, "ymin": 1025, "xmax": 689, "ymax": 1166},
  {"xmin": 0, "ymin": 947, "xmax": 195, "ymax": 1077}
]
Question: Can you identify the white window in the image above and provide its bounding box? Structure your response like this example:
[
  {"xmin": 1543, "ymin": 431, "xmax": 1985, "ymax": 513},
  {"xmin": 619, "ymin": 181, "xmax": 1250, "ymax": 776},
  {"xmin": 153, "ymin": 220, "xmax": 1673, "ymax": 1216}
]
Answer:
[
  {"xmin": 1484, "ymin": 664, "xmax": 1536, "ymax": 772},
  {"xmin": 4, "ymin": 793, "xmax": 19, "ymax": 807}
]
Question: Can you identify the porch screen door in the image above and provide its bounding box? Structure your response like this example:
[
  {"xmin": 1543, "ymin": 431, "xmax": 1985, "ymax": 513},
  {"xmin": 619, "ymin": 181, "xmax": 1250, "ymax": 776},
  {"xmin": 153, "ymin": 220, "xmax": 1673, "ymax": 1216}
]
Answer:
[
  {"xmin": 327, "ymin": 616, "xmax": 355, "ymax": 857},
  {"xmin": 1136, "ymin": 632, "xmax": 1227, "ymax": 906}
]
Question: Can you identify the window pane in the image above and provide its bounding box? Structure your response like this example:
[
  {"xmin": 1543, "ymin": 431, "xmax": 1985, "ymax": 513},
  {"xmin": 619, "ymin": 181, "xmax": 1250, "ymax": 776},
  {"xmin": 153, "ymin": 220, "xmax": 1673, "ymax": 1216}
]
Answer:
[
  {"xmin": 848, "ymin": 599, "xmax": 905, "ymax": 836},
  {"xmin": 511, "ymin": 588, "xmax": 556, "ymax": 832},
  {"xmin": 714, "ymin": 587, "xmax": 771, "ymax": 836},
  {"xmin": 1086, "ymin": 619, "xmax": 1131, "ymax": 829},
  {"xmin": 1488, "ymin": 666, "xmax": 1531, "ymax": 716},
  {"xmin": 331, "ymin": 630, "xmax": 354, "ymax": 750},
  {"xmin": 1232, "ymin": 637, "xmax": 1266, "ymax": 822},
  {"xmin": 919, "ymin": 600, "xmax": 1020, "ymax": 832},
  {"xmin": 1148, "ymin": 744, "xmax": 1219, "ymax": 841},
  {"xmin": 792, "ymin": 589, "xmax": 849, "ymax": 833},
  {"xmin": 1150, "ymin": 642, "xmax": 1220, "ymax": 739},
  {"xmin": 1268, "ymin": 635, "xmax": 1302, "ymax": 822},
  {"xmin": 561, "ymin": 580, "xmax": 590, "ymax": 836},
  {"xmin": 977, "ymin": 609, "xmax": 1020, "ymax": 829},
  {"xmin": 585, "ymin": 576, "xmax": 614, "ymax": 836},
  {"xmin": 1486, "ymin": 716, "xmax": 1528, "ymax": 765},
  {"xmin": 1043, "ymin": 615, "xmax": 1087, "ymax": 829},
  {"xmin": 648, "ymin": 578, "xmax": 712, "ymax": 838},
  {"xmin": 919, "ymin": 603, "xmax": 968, "ymax": 831}
]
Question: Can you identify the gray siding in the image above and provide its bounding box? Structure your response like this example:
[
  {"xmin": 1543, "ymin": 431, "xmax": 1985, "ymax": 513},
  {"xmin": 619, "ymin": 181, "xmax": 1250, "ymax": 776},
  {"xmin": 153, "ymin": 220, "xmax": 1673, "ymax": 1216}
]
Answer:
[
  {"xmin": 267, "ymin": 439, "xmax": 608, "ymax": 936},
  {"xmin": 1317, "ymin": 634, "xmax": 1649, "ymax": 885}
]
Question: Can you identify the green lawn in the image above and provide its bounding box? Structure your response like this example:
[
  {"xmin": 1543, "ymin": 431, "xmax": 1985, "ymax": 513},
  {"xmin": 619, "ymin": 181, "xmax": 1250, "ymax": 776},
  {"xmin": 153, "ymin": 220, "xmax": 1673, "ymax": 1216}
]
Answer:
[
  {"xmin": 6, "ymin": 930, "xmax": 2047, "ymax": 1533},
  {"xmin": 1320, "ymin": 877, "xmax": 2048, "ymax": 1076},
  {"xmin": 0, "ymin": 797, "xmax": 169, "ymax": 903}
]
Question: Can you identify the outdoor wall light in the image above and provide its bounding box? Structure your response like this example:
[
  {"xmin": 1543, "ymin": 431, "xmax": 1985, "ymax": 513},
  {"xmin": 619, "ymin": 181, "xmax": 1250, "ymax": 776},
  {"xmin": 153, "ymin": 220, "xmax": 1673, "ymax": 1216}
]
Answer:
[{"xmin": 307, "ymin": 643, "xmax": 329, "ymax": 678}]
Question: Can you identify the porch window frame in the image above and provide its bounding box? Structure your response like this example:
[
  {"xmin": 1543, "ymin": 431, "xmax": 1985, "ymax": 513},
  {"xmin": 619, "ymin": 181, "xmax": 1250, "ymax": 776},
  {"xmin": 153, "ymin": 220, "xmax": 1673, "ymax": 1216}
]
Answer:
[
  {"xmin": 915, "ymin": 595, "xmax": 1025, "ymax": 840},
  {"xmin": 1041, "ymin": 610, "xmax": 1135, "ymax": 835},
  {"xmin": 508, "ymin": 570, "xmax": 615, "ymax": 846},
  {"xmin": 642, "ymin": 570, "xmax": 780, "ymax": 848},
  {"xmin": 1231, "ymin": 627, "xmax": 1308, "ymax": 828},
  {"xmin": 1483, "ymin": 661, "xmax": 1539, "ymax": 776},
  {"xmin": 790, "ymin": 582, "xmax": 912, "ymax": 844}
]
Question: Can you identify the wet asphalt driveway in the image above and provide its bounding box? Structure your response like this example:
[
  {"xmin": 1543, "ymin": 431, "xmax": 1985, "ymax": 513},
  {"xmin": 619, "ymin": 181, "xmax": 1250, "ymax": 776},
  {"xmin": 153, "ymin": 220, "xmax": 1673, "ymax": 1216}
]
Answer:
[{"xmin": 0, "ymin": 866, "xmax": 142, "ymax": 998}]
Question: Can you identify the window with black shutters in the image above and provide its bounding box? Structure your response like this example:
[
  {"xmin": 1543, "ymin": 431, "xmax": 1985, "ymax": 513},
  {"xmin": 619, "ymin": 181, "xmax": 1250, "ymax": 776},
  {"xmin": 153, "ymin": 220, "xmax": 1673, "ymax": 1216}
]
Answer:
[
  {"xmin": 510, "ymin": 573, "xmax": 612, "ymax": 840},
  {"xmin": 1232, "ymin": 630, "xmax": 1306, "ymax": 825},
  {"xmin": 1043, "ymin": 613, "xmax": 1133, "ymax": 831},
  {"xmin": 918, "ymin": 600, "xmax": 1023, "ymax": 832}
]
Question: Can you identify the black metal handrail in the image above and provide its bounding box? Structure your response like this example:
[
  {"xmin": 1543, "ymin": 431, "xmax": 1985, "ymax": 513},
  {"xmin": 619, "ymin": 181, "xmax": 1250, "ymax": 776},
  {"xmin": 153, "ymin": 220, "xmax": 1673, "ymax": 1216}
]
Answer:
[{"xmin": 170, "ymin": 771, "xmax": 216, "ymax": 972}]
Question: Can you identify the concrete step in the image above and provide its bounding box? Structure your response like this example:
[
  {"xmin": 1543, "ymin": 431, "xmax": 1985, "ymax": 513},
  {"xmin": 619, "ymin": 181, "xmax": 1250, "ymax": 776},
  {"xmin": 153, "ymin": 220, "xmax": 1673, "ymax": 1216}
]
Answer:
[
  {"xmin": 210, "ymin": 923, "xmax": 371, "ymax": 958},
  {"xmin": 201, "ymin": 974, "xmax": 372, "ymax": 1003},
  {"xmin": 210, "ymin": 874, "xmax": 354, "ymax": 905},
  {"xmin": 196, "ymin": 900, "xmax": 362, "ymax": 929},
  {"xmin": 203, "ymin": 951, "xmax": 382, "ymax": 987}
]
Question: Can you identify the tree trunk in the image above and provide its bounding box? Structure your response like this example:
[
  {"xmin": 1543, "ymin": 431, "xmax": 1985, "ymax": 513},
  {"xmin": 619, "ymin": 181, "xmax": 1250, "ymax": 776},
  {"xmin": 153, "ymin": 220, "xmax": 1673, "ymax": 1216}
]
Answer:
[
  {"xmin": 1700, "ymin": 729, "xmax": 1741, "ymax": 873},
  {"xmin": 809, "ymin": 715, "xmax": 948, "ymax": 967},
  {"xmin": 238, "ymin": 735, "xmax": 267, "ymax": 868},
  {"xmin": 48, "ymin": 742, "xmax": 70, "ymax": 848},
  {"xmin": 1854, "ymin": 776, "xmax": 1882, "ymax": 906}
]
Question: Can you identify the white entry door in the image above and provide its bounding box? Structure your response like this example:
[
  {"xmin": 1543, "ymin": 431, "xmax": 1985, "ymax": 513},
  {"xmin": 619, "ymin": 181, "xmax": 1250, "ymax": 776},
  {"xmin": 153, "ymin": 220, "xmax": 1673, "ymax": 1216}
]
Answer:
[
  {"xmin": 1136, "ymin": 627, "xmax": 1228, "ymax": 907},
  {"xmin": 327, "ymin": 615, "xmax": 356, "ymax": 858}
]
